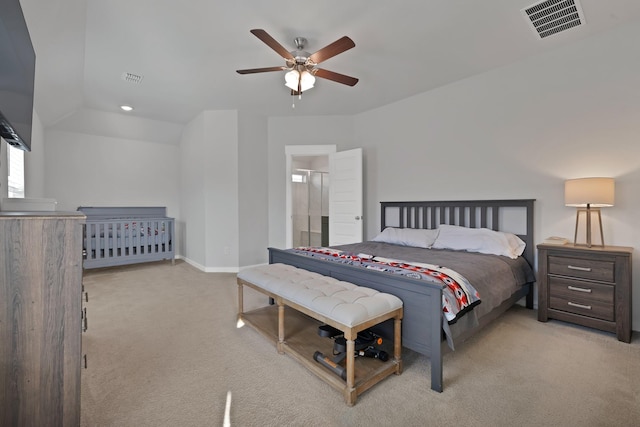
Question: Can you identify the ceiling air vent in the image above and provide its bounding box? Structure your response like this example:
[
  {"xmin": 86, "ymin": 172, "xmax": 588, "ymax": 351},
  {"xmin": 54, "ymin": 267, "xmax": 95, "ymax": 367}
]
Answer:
[
  {"xmin": 522, "ymin": 0, "xmax": 585, "ymax": 39},
  {"xmin": 121, "ymin": 72, "xmax": 144, "ymax": 84}
]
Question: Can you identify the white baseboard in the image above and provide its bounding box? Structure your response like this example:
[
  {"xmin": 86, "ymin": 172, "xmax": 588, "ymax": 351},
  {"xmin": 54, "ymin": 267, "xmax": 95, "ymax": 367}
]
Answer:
[
  {"xmin": 176, "ymin": 255, "xmax": 243, "ymax": 273},
  {"xmin": 238, "ymin": 262, "xmax": 268, "ymax": 272}
]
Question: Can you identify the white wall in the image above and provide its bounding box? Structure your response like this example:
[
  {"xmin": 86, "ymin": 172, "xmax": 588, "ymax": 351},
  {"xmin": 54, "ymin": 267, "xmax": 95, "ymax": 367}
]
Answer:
[
  {"xmin": 203, "ymin": 111, "xmax": 239, "ymax": 270},
  {"xmin": 51, "ymin": 108, "xmax": 184, "ymax": 146},
  {"xmin": 179, "ymin": 113, "xmax": 207, "ymax": 265},
  {"xmin": 44, "ymin": 129, "xmax": 180, "ymax": 215},
  {"xmin": 352, "ymin": 20, "xmax": 640, "ymax": 330},
  {"xmin": 238, "ymin": 111, "xmax": 269, "ymax": 267},
  {"xmin": 179, "ymin": 110, "xmax": 240, "ymax": 271}
]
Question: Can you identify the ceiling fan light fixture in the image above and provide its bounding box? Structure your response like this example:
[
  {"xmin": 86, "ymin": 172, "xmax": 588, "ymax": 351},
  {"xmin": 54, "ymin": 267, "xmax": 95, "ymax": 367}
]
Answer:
[
  {"xmin": 237, "ymin": 29, "xmax": 357, "ymax": 98},
  {"xmin": 284, "ymin": 70, "xmax": 315, "ymax": 92}
]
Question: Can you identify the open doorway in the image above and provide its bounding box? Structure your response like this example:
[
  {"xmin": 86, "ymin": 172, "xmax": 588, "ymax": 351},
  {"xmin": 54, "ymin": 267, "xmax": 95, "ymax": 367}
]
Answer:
[
  {"xmin": 285, "ymin": 145, "xmax": 336, "ymax": 248},
  {"xmin": 291, "ymin": 157, "xmax": 329, "ymax": 247}
]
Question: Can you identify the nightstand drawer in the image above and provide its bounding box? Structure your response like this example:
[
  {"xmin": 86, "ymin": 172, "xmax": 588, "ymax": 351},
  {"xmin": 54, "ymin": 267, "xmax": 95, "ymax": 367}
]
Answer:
[
  {"xmin": 549, "ymin": 277, "xmax": 614, "ymax": 321},
  {"xmin": 548, "ymin": 256, "xmax": 614, "ymax": 282}
]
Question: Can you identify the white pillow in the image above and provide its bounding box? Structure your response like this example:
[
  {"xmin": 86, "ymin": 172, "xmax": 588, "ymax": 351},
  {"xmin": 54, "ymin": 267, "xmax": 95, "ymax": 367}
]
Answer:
[
  {"xmin": 505, "ymin": 233, "xmax": 526, "ymax": 257},
  {"xmin": 432, "ymin": 224, "xmax": 525, "ymax": 259},
  {"xmin": 371, "ymin": 227, "xmax": 440, "ymax": 249}
]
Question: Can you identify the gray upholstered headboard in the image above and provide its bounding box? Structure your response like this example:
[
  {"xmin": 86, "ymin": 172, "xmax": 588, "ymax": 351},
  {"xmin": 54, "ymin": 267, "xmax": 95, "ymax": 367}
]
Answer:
[{"xmin": 380, "ymin": 199, "xmax": 535, "ymax": 268}]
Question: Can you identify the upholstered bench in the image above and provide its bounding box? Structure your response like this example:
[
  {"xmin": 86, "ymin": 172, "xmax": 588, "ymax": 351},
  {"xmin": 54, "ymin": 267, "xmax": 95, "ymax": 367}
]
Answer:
[{"xmin": 237, "ymin": 263, "xmax": 403, "ymax": 406}]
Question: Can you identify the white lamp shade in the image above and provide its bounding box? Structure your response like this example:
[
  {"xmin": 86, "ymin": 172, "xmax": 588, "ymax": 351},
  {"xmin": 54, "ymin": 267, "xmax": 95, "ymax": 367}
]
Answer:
[
  {"xmin": 565, "ymin": 177, "xmax": 615, "ymax": 207},
  {"xmin": 284, "ymin": 70, "xmax": 299, "ymax": 90},
  {"xmin": 300, "ymin": 71, "xmax": 315, "ymax": 90},
  {"xmin": 284, "ymin": 70, "xmax": 315, "ymax": 92}
]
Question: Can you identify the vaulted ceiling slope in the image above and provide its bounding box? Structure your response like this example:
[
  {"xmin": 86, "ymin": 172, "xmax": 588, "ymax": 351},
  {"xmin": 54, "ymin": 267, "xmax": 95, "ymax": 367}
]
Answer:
[{"xmin": 19, "ymin": 0, "xmax": 640, "ymax": 128}]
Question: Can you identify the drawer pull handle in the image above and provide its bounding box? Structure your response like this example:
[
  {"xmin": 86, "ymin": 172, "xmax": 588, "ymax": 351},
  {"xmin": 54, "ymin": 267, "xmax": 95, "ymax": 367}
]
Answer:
[
  {"xmin": 567, "ymin": 265, "xmax": 592, "ymax": 272},
  {"xmin": 568, "ymin": 301, "xmax": 592, "ymax": 310},
  {"xmin": 567, "ymin": 285, "xmax": 592, "ymax": 293}
]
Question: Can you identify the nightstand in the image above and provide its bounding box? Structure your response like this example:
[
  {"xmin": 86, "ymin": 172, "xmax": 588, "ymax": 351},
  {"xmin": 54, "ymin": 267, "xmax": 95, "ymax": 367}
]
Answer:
[{"xmin": 537, "ymin": 244, "xmax": 633, "ymax": 343}]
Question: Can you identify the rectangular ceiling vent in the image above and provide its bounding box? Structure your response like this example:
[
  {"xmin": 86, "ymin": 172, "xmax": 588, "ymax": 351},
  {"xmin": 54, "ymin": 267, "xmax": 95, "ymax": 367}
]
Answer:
[
  {"xmin": 522, "ymin": 0, "xmax": 585, "ymax": 39},
  {"xmin": 121, "ymin": 72, "xmax": 144, "ymax": 84}
]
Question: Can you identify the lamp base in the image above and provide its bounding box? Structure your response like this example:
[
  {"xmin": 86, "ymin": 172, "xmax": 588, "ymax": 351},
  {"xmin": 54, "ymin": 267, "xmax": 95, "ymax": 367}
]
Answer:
[{"xmin": 573, "ymin": 206, "xmax": 604, "ymax": 248}]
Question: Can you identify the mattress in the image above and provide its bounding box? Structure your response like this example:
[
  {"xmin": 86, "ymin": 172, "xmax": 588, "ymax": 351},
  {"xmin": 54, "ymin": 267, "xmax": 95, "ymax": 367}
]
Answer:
[
  {"xmin": 300, "ymin": 241, "xmax": 535, "ymax": 346},
  {"xmin": 330, "ymin": 241, "xmax": 535, "ymax": 320}
]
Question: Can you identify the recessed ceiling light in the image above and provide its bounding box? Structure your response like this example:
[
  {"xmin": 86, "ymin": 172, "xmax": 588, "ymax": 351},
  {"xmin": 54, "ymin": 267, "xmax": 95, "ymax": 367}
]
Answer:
[{"xmin": 120, "ymin": 105, "xmax": 134, "ymax": 111}]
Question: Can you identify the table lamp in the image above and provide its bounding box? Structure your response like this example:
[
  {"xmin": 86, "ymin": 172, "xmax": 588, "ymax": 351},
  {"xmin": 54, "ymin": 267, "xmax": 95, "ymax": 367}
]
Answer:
[{"xmin": 564, "ymin": 177, "xmax": 614, "ymax": 247}]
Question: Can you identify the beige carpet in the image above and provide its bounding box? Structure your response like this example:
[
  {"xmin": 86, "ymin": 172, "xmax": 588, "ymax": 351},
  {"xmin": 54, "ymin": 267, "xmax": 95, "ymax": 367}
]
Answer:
[{"xmin": 80, "ymin": 260, "xmax": 640, "ymax": 427}]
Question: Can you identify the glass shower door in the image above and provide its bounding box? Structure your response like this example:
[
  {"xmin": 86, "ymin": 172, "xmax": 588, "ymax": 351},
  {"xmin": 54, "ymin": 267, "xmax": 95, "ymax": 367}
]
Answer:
[{"xmin": 292, "ymin": 170, "xmax": 329, "ymax": 247}]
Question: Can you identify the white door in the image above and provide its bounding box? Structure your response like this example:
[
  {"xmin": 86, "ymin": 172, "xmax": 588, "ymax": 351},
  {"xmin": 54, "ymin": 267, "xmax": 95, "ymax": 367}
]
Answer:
[{"xmin": 329, "ymin": 148, "xmax": 363, "ymax": 245}]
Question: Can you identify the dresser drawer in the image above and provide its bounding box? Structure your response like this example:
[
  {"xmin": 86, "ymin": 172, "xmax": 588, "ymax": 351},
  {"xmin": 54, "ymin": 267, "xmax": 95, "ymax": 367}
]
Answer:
[
  {"xmin": 549, "ymin": 277, "xmax": 614, "ymax": 321},
  {"xmin": 548, "ymin": 256, "xmax": 614, "ymax": 283}
]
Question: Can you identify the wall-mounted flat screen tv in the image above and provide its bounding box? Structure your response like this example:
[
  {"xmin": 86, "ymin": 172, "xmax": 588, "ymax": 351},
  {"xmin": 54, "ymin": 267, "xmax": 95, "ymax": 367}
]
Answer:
[{"xmin": 0, "ymin": 0, "xmax": 36, "ymax": 152}]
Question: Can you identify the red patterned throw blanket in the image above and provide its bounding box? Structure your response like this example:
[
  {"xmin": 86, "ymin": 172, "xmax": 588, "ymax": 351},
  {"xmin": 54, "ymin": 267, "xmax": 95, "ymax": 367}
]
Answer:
[{"xmin": 288, "ymin": 247, "xmax": 481, "ymax": 324}]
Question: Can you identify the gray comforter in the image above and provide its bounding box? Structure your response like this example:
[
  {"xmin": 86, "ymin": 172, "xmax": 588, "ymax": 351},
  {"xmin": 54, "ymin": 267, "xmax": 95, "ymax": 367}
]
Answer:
[{"xmin": 330, "ymin": 241, "xmax": 535, "ymax": 344}]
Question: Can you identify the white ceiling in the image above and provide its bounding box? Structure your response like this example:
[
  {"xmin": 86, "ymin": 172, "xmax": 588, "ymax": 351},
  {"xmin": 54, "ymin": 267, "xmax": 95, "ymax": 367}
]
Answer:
[{"xmin": 19, "ymin": 0, "xmax": 640, "ymax": 128}]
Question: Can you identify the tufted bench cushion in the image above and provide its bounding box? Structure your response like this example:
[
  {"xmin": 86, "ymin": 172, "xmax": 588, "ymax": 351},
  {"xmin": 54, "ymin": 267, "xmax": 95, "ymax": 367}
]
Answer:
[
  {"xmin": 237, "ymin": 263, "xmax": 403, "ymax": 327},
  {"xmin": 237, "ymin": 262, "xmax": 403, "ymax": 406}
]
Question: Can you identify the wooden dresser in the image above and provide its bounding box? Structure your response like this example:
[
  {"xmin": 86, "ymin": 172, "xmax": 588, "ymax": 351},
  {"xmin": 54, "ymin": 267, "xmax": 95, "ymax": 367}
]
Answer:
[
  {"xmin": 0, "ymin": 212, "xmax": 86, "ymax": 427},
  {"xmin": 537, "ymin": 243, "xmax": 633, "ymax": 343}
]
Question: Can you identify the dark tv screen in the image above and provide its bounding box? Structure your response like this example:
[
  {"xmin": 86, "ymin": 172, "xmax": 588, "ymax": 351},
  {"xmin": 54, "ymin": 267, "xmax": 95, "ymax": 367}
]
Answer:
[{"xmin": 0, "ymin": 0, "xmax": 35, "ymax": 152}]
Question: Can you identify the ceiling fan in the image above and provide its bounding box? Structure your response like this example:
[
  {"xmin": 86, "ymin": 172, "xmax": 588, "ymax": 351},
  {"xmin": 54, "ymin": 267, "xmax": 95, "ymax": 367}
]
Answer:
[{"xmin": 236, "ymin": 29, "xmax": 359, "ymax": 96}]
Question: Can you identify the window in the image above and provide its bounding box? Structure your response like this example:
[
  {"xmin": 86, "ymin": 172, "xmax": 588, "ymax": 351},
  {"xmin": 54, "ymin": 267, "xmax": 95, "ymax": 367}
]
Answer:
[
  {"xmin": 7, "ymin": 144, "xmax": 25, "ymax": 198},
  {"xmin": 291, "ymin": 173, "xmax": 307, "ymax": 183}
]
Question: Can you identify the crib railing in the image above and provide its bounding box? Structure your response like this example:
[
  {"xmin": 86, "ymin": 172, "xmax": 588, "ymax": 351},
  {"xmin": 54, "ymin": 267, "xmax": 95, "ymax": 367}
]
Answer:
[{"xmin": 83, "ymin": 217, "xmax": 174, "ymax": 269}]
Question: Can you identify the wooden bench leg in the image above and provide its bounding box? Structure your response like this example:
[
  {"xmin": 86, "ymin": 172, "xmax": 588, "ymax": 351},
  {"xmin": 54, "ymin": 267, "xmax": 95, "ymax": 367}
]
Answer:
[
  {"xmin": 394, "ymin": 316, "xmax": 403, "ymax": 374},
  {"xmin": 237, "ymin": 282, "xmax": 244, "ymax": 318},
  {"xmin": 344, "ymin": 330, "xmax": 357, "ymax": 406},
  {"xmin": 277, "ymin": 299, "xmax": 285, "ymax": 354}
]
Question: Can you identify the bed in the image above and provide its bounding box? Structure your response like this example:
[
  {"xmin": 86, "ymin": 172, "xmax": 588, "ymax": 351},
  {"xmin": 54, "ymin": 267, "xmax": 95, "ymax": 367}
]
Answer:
[
  {"xmin": 268, "ymin": 199, "xmax": 535, "ymax": 392},
  {"xmin": 78, "ymin": 206, "xmax": 175, "ymax": 269}
]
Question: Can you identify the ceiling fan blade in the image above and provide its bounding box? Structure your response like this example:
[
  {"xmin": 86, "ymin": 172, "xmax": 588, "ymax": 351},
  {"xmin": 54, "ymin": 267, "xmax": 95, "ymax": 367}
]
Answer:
[
  {"xmin": 314, "ymin": 68, "xmax": 359, "ymax": 86},
  {"xmin": 250, "ymin": 29, "xmax": 294, "ymax": 60},
  {"xmin": 309, "ymin": 36, "xmax": 355, "ymax": 64},
  {"xmin": 236, "ymin": 66, "xmax": 285, "ymax": 74}
]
